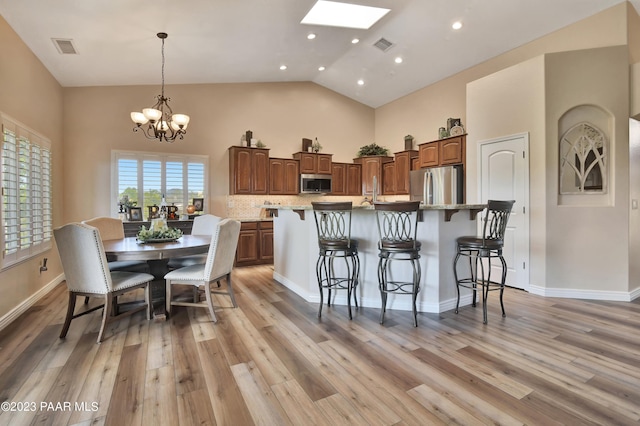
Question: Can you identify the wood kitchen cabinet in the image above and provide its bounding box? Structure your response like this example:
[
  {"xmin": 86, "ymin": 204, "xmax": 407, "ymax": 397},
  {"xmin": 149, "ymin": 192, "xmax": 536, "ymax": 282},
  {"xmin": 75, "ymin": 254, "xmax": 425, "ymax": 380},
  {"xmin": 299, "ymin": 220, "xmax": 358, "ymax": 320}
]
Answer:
[
  {"xmin": 354, "ymin": 156, "xmax": 393, "ymax": 197},
  {"xmin": 293, "ymin": 152, "xmax": 332, "ymax": 174},
  {"xmin": 418, "ymin": 135, "xmax": 465, "ymax": 168},
  {"xmin": 440, "ymin": 135, "xmax": 465, "ymax": 165},
  {"xmin": 229, "ymin": 146, "xmax": 270, "ymax": 195},
  {"xmin": 269, "ymin": 158, "xmax": 299, "ymax": 195},
  {"xmin": 394, "ymin": 150, "xmax": 418, "ymax": 195},
  {"xmin": 235, "ymin": 220, "xmax": 273, "ymax": 266},
  {"xmin": 382, "ymin": 161, "xmax": 396, "ymax": 195},
  {"xmin": 331, "ymin": 162, "xmax": 362, "ymax": 196}
]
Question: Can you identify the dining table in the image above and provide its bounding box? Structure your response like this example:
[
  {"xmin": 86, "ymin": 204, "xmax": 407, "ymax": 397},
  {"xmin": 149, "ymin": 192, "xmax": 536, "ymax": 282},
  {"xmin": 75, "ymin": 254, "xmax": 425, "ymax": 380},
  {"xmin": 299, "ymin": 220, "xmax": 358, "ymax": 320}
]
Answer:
[{"xmin": 103, "ymin": 234, "xmax": 211, "ymax": 319}]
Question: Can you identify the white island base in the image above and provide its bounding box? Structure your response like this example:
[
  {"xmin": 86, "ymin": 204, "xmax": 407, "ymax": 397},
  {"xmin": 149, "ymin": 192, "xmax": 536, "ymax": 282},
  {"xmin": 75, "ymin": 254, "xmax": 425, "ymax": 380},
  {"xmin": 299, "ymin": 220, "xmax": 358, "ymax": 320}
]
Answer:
[{"xmin": 268, "ymin": 205, "xmax": 485, "ymax": 315}]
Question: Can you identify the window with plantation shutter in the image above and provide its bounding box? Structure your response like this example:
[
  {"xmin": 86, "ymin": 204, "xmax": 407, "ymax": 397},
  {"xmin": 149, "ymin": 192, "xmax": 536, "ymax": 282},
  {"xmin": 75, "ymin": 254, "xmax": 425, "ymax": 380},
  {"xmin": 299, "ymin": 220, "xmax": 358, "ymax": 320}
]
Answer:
[
  {"xmin": 1, "ymin": 113, "xmax": 52, "ymax": 269},
  {"xmin": 112, "ymin": 151, "xmax": 208, "ymax": 218}
]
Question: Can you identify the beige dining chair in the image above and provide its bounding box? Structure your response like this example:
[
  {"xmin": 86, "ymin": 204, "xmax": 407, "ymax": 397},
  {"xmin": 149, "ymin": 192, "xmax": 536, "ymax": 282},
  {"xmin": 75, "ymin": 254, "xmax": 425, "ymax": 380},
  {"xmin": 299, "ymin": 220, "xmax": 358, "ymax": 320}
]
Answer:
[
  {"xmin": 54, "ymin": 223, "xmax": 154, "ymax": 343},
  {"xmin": 82, "ymin": 216, "xmax": 149, "ymax": 273},
  {"xmin": 165, "ymin": 218, "xmax": 241, "ymax": 322},
  {"xmin": 167, "ymin": 214, "xmax": 222, "ymax": 269}
]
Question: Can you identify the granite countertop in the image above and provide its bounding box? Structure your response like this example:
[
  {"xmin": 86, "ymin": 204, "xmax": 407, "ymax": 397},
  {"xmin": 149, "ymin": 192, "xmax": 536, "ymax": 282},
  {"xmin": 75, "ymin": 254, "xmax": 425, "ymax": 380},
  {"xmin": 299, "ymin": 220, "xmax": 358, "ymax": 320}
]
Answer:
[
  {"xmin": 228, "ymin": 217, "xmax": 274, "ymax": 222},
  {"xmin": 260, "ymin": 203, "xmax": 486, "ymax": 211}
]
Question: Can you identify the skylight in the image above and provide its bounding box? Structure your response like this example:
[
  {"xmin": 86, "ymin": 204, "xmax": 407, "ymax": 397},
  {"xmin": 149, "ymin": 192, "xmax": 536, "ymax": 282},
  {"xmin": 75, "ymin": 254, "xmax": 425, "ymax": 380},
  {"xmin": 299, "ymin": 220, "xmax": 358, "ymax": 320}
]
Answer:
[{"xmin": 301, "ymin": 1, "xmax": 390, "ymax": 30}]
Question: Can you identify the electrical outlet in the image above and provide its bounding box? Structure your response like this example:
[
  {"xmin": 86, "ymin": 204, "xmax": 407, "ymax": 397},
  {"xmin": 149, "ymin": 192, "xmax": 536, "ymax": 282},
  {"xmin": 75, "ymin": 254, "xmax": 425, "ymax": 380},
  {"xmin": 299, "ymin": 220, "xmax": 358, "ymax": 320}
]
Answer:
[{"xmin": 228, "ymin": 199, "xmax": 234, "ymax": 208}]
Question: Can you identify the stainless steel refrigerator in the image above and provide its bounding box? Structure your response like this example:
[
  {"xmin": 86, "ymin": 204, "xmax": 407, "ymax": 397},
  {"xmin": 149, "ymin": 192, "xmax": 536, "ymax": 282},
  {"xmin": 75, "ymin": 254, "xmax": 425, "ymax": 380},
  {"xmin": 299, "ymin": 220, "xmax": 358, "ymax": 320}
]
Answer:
[{"xmin": 409, "ymin": 165, "xmax": 463, "ymax": 205}]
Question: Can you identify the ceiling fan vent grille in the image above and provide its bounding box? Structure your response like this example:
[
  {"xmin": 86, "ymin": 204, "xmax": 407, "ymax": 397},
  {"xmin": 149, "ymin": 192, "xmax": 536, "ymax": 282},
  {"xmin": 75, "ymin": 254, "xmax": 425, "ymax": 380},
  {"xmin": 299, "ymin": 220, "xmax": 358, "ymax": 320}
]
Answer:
[
  {"xmin": 52, "ymin": 38, "xmax": 78, "ymax": 54},
  {"xmin": 373, "ymin": 37, "xmax": 393, "ymax": 52}
]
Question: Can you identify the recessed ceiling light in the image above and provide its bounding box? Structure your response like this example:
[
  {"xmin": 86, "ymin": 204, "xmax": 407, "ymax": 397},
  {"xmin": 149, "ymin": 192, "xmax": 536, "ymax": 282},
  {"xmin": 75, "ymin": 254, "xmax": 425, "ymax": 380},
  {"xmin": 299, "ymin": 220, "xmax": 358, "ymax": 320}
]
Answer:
[
  {"xmin": 280, "ymin": 65, "xmax": 287, "ymax": 70},
  {"xmin": 318, "ymin": 66, "xmax": 326, "ymax": 71},
  {"xmin": 452, "ymin": 21, "xmax": 462, "ymax": 30},
  {"xmin": 307, "ymin": 33, "xmax": 316, "ymax": 40},
  {"xmin": 351, "ymin": 38, "xmax": 360, "ymax": 44},
  {"xmin": 394, "ymin": 57, "xmax": 403, "ymax": 64},
  {"xmin": 357, "ymin": 79, "xmax": 365, "ymax": 86},
  {"xmin": 301, "ymin": 0, "xmax": 390, "ymax": 29}
]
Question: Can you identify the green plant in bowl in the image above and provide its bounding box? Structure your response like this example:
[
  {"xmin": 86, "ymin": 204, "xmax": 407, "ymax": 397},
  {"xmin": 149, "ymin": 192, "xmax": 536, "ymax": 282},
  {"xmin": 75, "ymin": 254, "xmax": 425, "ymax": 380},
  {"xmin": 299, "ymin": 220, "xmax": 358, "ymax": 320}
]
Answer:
[
  {"xmin": 137, "ymin": 225, "xmax": 183, "ymax": 242},
  {"xmin": 357, "ymin": 143, "xmax": 390, "ymax": 157}
]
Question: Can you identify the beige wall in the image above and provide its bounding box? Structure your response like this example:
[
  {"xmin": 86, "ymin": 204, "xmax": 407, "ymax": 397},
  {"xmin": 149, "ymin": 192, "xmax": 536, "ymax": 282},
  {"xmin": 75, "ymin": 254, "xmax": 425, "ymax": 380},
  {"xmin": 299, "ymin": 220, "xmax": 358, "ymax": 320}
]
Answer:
[
  {"xmin": 466, "ymin": 56, "xmax": 546, "ymax": 288},
  {"xmin": 63, "ymin": 83, "xmax": 374, "ymax": 222},
  {"xmin": 375, "ymin": 2, "xmax": 628, "ymax": 148},
  {"xmin": 0, "ymin": 16, "xmax": 64, "ymax": 319},
  {"xmin": 545, "ymin": 46, "xmax": 630, "ymax": 292}
]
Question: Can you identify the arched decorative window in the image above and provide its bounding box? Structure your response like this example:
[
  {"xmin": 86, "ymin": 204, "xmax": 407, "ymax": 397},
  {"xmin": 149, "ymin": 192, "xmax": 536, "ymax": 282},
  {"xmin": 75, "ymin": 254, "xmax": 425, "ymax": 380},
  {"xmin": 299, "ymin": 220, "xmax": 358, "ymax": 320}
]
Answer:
[{"xmin": 559, "ymin": 122, "xmax": 607, "ymax": 194}]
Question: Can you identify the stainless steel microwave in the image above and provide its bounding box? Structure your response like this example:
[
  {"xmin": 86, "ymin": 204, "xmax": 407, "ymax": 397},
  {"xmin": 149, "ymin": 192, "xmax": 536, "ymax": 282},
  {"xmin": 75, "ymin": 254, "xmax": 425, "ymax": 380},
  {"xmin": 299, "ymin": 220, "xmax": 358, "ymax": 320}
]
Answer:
[{"xmin": 300, "ymin": 174, "xmax": 332, "ymax": 194}]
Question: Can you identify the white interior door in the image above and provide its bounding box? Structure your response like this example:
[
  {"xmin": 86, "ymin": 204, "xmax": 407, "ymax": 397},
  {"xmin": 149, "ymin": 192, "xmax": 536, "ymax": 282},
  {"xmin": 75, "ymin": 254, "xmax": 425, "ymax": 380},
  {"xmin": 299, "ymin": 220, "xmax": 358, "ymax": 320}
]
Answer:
[{"xmin": 479, "ymin": 133, "xmax": 529, "ymax": 291}]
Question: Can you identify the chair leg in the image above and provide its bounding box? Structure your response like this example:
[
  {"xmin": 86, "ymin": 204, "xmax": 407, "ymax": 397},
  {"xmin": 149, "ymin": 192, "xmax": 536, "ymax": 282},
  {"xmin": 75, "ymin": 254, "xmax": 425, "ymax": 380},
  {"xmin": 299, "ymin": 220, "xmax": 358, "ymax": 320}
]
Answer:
[
  {"xmin": 411, "ymin": 257, "xmax": 421, "ymax": 327},
  {"xmin": 165, "ymin": 280, "xmax": 172, "ymax": 317},
  {"xmin": 226, "ymin": 273, "xmax": 238, "ymax": 308},
  {"xmin": 453, "ymin": 251, "xmax": 461, "ymax": 314},
  {"xmin": 145, "ymin": 283, "xmax": 152, "ymax": 320},
  {"xmin": 343, "ymin": 255, "xmax": 353, "ymax": 320},
  {"xmin": 97, "ymin": 293, "xmax": 114, "ymax": 343},
  {"xmin": 378, "ymin": 254, "xmax": 388, "ymax": 325},
  {"xmin": 479, "ymin": 258, "xmax": 488, "ymax": 324},
  {"xmin": 353, "ymin": 253, "xmax": 360, "ymax": 309},
  {"xmin": 316, "ymin": 254, "xmax": 324, "ymax": 318},
  {"xmin": 205, "ymin": 283, "xmax": 218, "ymax": 322},
  {"xmin": 499, "ymin": 254, "xmax": 507, "ymax": 317},
  {"xmin": 60, "ymin": 292, "xmax": 77, "ymax": 339},
  {"xmin": 193, "ymin": 287, "xmax": 199, "ymax": 303}
]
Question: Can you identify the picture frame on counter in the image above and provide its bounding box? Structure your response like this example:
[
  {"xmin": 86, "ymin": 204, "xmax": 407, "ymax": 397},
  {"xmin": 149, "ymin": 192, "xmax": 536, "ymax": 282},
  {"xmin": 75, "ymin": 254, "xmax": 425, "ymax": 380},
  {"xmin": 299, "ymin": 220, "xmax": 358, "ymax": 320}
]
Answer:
[
  {"xmin": 193, "ymin": 198, "xmax": 204, "ymax": 212},
  {"xmin": 128, "ymin": 206, "xmax": 143, "ymax": 221}
]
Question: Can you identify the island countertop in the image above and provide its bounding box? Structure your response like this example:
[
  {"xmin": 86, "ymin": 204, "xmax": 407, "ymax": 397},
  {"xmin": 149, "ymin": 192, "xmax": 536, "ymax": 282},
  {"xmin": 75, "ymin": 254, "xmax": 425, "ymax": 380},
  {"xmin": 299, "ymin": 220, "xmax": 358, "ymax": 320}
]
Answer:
[{"xmin": 261, "ymin": 203, "xmax": 487, "ymax": 221}]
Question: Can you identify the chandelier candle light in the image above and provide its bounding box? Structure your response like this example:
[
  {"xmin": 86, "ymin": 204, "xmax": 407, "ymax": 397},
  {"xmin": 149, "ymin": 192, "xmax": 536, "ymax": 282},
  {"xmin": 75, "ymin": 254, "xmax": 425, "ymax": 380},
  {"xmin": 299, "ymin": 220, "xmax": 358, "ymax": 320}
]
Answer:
[{"xmin": 131, "ymin": 32, "xmax": 190, "ymax": 142}]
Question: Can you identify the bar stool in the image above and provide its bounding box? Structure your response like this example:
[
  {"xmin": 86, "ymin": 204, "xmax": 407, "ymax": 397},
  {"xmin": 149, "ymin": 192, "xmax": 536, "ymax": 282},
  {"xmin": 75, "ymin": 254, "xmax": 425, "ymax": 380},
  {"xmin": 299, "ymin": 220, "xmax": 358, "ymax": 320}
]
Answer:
[
  {"xmin": 374, "ymin": 201, "xmax": 422, "ymax": 327},
  {"xmin": 311, "ymin": 202, "xmax": 360, "ymax": 320},
  {"xmin": 453, "ymin": 200, "xmax": 515, "ymax": 324}
]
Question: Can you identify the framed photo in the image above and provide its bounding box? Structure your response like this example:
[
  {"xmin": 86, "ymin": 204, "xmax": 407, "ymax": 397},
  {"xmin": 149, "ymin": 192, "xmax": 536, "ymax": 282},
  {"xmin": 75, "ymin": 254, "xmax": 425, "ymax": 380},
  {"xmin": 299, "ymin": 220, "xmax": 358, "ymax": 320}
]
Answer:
[
  {"xmin": 193, "ymin": 198, "xmax": 204, "ymax": 212},
  {"xmin": 128, "ymin": 206, "xmax": 143, "ymax": 221},
  {"xmin": 147, "ymin": 205, "xmax": 159, "ymax": 220},
  {"xmin": 447, "ymin": 117, "xmax": 462, "ymax": 131}
]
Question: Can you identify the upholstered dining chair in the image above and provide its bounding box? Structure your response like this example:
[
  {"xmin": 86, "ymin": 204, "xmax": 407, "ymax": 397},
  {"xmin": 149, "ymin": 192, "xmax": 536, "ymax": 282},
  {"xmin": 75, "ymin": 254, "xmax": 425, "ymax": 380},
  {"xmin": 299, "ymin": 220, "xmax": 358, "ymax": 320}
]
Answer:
[
  {"xmin": 83, "ymin": 217, "xmax": 149, "ymax": 272},
  {"xmin": 165, "ymin": 218, "xmax": 241, "ymax": 322},
  {"xmin": 167, "ymin": 214, "xmax": 222, "ymax": 269},
  {"xmin": 54, "ymin": 223, "xmax": 154, "ymax": 343}
]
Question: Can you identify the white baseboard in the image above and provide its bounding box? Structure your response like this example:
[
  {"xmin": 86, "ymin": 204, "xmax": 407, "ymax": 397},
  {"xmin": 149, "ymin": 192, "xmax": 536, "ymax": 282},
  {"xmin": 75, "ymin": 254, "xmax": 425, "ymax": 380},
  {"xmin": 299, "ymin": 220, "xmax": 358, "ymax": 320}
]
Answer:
[
  {"xmin": 272, "ymin": 271, "xmax": 472, "ymax": 314},
  {"xmin": 0, "ymin": 273, "xmax": 64, "ymax": 332},
  {"xmin": 529, "ymin": 284, "xmax": 638, "ymax": 302}
]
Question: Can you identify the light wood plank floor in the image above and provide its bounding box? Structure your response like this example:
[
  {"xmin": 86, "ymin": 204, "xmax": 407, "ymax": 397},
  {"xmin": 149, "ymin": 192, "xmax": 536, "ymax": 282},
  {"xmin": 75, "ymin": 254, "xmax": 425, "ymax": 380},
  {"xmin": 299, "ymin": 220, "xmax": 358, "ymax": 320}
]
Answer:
[{"xmin": 1, "ymin": 264, "xmax": 640, "ymax": 425}]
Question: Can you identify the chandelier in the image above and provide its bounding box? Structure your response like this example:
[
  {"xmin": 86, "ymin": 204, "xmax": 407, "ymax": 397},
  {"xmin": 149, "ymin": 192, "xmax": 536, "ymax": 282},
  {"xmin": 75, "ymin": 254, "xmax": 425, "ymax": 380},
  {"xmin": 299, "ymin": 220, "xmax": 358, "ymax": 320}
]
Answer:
[{"xmin": 130, "ymin": 32, "xmax": 190, "ymax": 143}]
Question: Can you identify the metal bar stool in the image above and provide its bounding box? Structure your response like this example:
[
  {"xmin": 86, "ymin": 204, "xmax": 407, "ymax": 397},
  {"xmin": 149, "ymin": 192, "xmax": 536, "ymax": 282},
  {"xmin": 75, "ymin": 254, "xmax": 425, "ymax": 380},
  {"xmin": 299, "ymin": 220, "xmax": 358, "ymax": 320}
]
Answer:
[
  {"xmin": 374, "ymin": 201, "xmax": 422, "ymax": 327},
  {"xmin": 311, "ymin": 202, "xmax": 360, "ymax": 319},
  {"xmin": 453, "ymin": 200, "xmax": 515, "ymax": 323}
]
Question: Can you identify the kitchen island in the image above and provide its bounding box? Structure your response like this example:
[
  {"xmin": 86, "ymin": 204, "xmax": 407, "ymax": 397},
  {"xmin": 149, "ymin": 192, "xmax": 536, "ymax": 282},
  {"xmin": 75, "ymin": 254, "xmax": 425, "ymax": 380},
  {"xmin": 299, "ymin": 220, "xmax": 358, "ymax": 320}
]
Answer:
[{"xmin": 263, "ymin": 203, "xmax": 486, "ymax": 315}]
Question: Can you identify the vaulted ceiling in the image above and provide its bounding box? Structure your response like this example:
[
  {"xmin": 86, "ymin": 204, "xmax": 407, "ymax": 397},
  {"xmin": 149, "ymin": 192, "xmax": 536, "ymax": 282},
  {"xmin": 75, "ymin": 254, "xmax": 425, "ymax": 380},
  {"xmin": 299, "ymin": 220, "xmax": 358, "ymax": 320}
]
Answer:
[{"xmin": 0, "ymin": 0, "xmax": 635, "ymax": 108}]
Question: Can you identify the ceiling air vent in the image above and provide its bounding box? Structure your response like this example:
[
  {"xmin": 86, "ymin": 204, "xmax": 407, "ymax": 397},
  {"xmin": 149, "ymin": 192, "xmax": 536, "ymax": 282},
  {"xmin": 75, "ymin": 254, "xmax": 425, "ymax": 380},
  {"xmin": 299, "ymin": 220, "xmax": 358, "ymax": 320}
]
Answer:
[
  {"xmin": 52, "ymin": 38, "xmax": 78, "ymax": 55},
  {"xmin": 373, "ymin": 37, "xmax": 393, "ymax": 52}
]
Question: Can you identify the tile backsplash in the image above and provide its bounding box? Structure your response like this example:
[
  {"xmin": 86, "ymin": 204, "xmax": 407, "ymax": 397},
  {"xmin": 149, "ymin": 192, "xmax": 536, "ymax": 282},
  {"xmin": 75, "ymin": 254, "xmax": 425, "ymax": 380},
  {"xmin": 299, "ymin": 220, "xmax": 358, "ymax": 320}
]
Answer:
[{"xmin": 226, "ymin": 194, "xmax": 409, "ymax": 219}]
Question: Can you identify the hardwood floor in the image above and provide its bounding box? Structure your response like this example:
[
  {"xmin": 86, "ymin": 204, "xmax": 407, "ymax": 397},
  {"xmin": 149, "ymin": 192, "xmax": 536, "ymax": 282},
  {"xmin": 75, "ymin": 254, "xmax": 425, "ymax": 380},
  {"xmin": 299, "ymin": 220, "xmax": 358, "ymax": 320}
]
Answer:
[{"xmin": 1, "ymin": 264, "xmax": 640, "ymax": 425}]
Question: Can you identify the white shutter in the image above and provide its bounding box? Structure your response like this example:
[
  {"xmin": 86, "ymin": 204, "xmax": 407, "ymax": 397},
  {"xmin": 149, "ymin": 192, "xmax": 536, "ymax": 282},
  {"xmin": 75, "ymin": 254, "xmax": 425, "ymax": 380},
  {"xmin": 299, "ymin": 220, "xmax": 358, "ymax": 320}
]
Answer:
[
  {"xmin": 1, "ymin": 114, "xmax": 52, "ymax": 269},
  {"xmin": 166, "ymin": 161, "xmax": 183, "ymax": 210},
  {"xmin": 2, "ymin": 122, "xmax": 19, "ymax": 263}
]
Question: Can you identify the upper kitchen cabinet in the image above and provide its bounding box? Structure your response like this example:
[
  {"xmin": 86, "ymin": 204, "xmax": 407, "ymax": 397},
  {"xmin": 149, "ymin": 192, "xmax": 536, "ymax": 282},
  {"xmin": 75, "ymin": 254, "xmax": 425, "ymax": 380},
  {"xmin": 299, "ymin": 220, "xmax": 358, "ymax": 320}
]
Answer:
[
  {"xmin": 229, "ymin": 146, "xmax": 270, "ymax": 195},
  {"xmin": 269, "ymin": 158, "xmax": 299, "ymax": 195},
  {"xmin": 394, "ymin": 150, "xmax": 418, "ymax": 195},
  {"xmin": 293, "ymin": 152, "xmax": 332, "ymax": 174},
  {"xmin": 418, "ymin": 135, "xmax": 465, "ymax": 168},
  {"xmin": 354, "ymin": 156, "xmax": 393, "ymax": 197},
  {"xmin": 332, "ymin": 162, "xmax": 362, "ymax": 196}
]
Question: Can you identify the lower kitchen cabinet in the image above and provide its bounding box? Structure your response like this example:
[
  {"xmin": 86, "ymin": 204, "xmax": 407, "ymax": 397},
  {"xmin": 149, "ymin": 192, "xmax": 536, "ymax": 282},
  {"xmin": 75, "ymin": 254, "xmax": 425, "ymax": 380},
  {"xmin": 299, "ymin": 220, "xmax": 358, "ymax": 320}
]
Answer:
[{"xmin": 235, "ymin": 220, "xmax": 274, "ymax": 266}]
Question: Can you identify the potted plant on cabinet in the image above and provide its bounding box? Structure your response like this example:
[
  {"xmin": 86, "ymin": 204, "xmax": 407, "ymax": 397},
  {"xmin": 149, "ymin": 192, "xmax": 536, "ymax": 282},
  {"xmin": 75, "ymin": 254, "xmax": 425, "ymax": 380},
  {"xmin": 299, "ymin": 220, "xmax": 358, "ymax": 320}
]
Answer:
[{"xmin": 357, "ymin": 143, "xmax": 390, "ymax": 157}]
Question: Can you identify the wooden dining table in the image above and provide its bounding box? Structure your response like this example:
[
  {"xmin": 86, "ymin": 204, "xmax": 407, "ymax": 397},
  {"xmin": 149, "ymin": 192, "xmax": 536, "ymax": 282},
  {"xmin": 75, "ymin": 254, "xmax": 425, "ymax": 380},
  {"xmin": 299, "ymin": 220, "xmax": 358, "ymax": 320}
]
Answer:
[{"xmin": 103, "ymin": 235, "xmax": 211, "ymax": 319}]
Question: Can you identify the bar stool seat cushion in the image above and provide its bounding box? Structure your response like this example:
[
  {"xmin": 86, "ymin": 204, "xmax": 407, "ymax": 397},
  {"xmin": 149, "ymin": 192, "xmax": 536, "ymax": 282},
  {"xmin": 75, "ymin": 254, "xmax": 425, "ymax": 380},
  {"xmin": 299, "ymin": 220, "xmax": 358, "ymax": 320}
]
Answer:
[
  {"xmin": 380, "ymin": 239, "xmax": 421, "ymax": 251},
  {"xmin": 456, "ymin": 236, "xmax": 503, "ymax": 250},
  {"xmin": 319, "ymin": 238, "xmax": 358, "ymax": 249}
]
